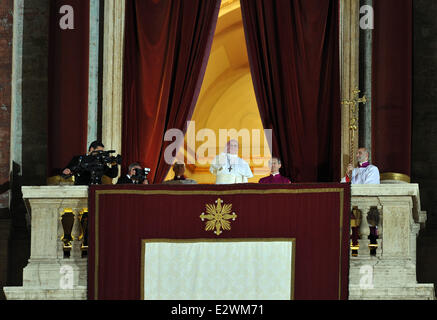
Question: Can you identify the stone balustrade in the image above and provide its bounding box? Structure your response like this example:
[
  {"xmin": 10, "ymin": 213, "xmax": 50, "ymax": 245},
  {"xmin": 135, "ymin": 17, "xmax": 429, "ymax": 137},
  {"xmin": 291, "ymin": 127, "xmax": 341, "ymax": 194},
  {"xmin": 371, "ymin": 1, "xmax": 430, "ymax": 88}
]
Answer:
[
  {"xmin": 3, "ymin": 184, "xmax": 436, "ymax": 300},
  {"xmin": 348, "ymin": 184, "xmax": 435, "ymax": 299},
  {"xmin": 3, "ymin": 186, "xmax": 88, "ymax": 299}
]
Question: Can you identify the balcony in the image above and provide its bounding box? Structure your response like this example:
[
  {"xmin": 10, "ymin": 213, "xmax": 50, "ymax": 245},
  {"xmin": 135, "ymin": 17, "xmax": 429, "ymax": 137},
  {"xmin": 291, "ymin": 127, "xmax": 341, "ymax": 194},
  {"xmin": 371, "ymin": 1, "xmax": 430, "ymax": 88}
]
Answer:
[{"xmin": 3, "ymin": 184, "xmax": 435, "ymax": 300}]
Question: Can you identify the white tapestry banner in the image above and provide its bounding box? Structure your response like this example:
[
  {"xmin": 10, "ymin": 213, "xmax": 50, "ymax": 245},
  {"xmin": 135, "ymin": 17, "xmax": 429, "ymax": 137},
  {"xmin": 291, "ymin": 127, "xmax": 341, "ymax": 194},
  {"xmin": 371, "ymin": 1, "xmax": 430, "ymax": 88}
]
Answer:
[{"xmin": 142, "ymin": 239, "xmax": 295, "ymax": 300}]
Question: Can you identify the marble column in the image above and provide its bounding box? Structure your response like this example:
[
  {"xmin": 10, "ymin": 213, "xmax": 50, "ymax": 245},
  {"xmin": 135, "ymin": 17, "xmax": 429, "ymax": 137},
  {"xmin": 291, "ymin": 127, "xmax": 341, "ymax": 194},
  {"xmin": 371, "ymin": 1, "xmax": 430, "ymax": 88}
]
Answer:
[
  {"xmin": 87, "ymin": 0, "xmax": 100, "ymax": 147},
  {"xmin": 4, "ymin": 0, "xmax": 22, "ymax": 300},
  {"xmin": 8, "ymin": 1, "xmax": 49, "ymax": 300},
  {"xmin": 359, "ymin": 0, "xmax": 373, "ymax": 160},
  {"xmin": 11, "ymin": 0, "xmax": 49, "ymax": 186},
  {"xmin": 11, "ymin": 0, "xmax": 23, "ymax": 176},
  {"xmin": 102, "ymin": 0, "xmax": 125, "ymax": 155}
]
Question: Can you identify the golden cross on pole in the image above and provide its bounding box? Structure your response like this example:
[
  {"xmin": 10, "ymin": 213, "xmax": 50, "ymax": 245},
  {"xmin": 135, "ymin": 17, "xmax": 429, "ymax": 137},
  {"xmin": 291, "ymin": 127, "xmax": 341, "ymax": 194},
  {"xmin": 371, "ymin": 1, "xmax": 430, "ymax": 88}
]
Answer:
[{"xmin": 341, "ymin": 88, "xmax": 367, "ymax": 164}]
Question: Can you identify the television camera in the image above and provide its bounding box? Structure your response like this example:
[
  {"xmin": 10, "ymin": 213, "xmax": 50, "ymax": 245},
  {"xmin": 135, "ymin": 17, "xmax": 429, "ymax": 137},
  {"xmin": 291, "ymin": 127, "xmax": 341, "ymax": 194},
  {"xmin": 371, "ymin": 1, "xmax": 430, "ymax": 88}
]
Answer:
[
  {"xmin": 63, "ymin": 150, "xmax": 122, "ymax": 185},
  {"xmin": 131, "ymin": 167, "xmax": 151, "ymax": 184}
]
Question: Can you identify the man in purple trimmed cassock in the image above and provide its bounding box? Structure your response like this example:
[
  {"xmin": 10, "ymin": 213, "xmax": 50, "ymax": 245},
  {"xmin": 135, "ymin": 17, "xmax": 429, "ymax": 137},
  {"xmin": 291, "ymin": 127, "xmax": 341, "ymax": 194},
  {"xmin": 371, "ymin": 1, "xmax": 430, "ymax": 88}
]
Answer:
[{"xmin": 258, "ymin": 157, "xmax": 291, "ymax": 184}]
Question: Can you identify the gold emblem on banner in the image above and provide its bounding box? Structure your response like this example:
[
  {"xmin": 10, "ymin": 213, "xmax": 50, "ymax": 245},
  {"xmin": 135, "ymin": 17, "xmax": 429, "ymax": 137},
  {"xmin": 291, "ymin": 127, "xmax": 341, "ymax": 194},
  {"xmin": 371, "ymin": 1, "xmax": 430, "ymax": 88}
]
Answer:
[{"xmin": 200, "ymin": 198, "xmax": 237, "ymax": 235}]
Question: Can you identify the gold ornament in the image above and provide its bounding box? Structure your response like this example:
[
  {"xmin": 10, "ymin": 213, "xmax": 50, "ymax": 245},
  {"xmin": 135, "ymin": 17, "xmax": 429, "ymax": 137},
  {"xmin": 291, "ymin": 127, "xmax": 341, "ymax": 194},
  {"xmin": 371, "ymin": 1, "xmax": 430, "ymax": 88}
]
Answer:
[{"xmin": 200, "ymin": 198, "xmax": 237, "ymax": 236}]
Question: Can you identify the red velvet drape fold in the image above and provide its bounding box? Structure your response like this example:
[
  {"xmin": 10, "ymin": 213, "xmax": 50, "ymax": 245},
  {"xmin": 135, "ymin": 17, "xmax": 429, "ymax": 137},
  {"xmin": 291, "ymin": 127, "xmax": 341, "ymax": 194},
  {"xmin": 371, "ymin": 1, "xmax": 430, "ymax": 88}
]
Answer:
[
  {"xmin": 122, "ymin": 0, "xmax": 221, "ymax": 183},
  {"xmin": 240, "ymin": 0, "xmax": 341, "ymax": 182},
  {"xmin": 372, "ymin": 0, "xmax": 412, "ymax": 176},
  {"xmin": 47, "ymin": 1, "xmax": 89, "ymax": 176}
]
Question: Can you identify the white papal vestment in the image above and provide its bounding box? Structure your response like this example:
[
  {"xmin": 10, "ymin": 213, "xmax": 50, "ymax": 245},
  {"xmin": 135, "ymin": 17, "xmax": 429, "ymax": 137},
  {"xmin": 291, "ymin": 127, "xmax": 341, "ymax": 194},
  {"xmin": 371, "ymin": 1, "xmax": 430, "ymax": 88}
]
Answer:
[{"xmin": 210, "ymin": 153, "xmax": 253, "ymax": 184}]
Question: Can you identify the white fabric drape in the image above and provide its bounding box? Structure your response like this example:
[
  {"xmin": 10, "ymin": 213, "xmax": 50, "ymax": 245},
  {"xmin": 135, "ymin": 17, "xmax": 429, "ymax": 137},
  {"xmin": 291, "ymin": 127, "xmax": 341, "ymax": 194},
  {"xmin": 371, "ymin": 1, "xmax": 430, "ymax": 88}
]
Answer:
[{"xmin": 143, "ymin": 241, "xmax": 294, "ymax": 300}]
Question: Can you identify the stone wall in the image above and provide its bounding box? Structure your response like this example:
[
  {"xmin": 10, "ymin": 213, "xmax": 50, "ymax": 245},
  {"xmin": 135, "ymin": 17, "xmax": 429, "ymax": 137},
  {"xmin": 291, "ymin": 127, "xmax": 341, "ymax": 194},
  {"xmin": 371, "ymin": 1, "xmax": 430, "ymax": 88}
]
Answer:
[
  {"xmin": 20, "ymin": 0, "xmax": 49, "ymax": 186},
  {"xmin": 0, "ymin": 0, "xmax": 13, "ymax": 300},
  {"xmin": 412, "ymin": 0, "xmax": 437, "ymax": 225},
  {"xmin": 412, "ymin": 0, "xmax": 437, "ymax": 295},
  {"xmin": 0, "ymin": 0, "xmax": 13, "ymax": 211},
  {"xmin": 3, "ymin": 0, "xmax": 50, "ymax": 299}
]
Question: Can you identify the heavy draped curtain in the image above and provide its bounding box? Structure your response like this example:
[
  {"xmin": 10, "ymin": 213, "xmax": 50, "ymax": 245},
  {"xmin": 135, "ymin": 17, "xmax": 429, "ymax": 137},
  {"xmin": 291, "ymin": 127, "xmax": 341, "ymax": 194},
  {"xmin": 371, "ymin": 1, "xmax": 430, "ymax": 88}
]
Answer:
[
  {"xmin": 48, "ymin": 1, "xmax": 89, "ymax": 176},
  {"xmin": 122, "ymin": 0, "xmax": 221, "ymax": 183},
  {"xmin": 240, "ymin": 0, "xmax": 341, "ymax": 182},
  {"xmin": 372, "ymin": 0, "xmax": 412, "ymax": 177}
]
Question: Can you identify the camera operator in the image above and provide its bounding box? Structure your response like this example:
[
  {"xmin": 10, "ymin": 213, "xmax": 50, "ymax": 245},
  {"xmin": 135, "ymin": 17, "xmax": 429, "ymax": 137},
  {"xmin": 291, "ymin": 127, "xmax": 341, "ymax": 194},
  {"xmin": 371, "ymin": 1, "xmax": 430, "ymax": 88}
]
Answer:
[
  {"xmin": 117, "ymin": 162, "xmax": 149, "ymax": 185},
  {"xmin": 62, "ymin": 141, "xmax": 119, "ymax": 185}
]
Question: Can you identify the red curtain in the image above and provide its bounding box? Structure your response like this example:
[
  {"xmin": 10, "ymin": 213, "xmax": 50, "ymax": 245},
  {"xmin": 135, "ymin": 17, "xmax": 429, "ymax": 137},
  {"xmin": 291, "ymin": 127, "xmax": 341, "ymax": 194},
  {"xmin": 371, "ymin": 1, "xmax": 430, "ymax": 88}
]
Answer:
[
  {"xmin": 88, "ymin": 183, "xmax": 350, "ymax": 300},
  {"xmin": 47, "ymin": 1, "xmax": 89, "ymax": 176},
  {"xmin": 372, "ymin": 0, "xmax": 412, "ymax": 176},
  {"xmin": 240, "ymin": 0, "xmax": 341, "ymax": 183},
  {"xmin": 122, "ymin": 0, "xmax": 220, "ymax": 183}
]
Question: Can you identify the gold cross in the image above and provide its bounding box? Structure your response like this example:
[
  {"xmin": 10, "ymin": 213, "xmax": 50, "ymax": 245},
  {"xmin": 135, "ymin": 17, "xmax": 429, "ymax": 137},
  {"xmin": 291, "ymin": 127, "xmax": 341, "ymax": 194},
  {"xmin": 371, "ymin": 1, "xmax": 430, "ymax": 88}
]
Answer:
[{"xmin": 341, "ymin": 88, "xmax": 367, "ymax": 162}]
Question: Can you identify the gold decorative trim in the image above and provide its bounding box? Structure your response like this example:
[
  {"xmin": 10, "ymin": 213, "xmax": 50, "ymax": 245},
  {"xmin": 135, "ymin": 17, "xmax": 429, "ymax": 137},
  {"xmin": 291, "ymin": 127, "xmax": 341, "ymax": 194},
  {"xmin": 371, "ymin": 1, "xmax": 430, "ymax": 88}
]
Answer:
[
  {"xmin": 95, "ymin": 187, "xmax": 344, "ymax": 196},
  {"xmin": 141, "ymin": 238, "xmax": 296, "ymax": 300},
  {"xmin": 93, "ymin": 187, "xmax": 345, "ymax": 300},
  {"xmin": 94, "ymin": 193, "xmax": 100, "ymax": 300},
  {"xmin": 46, "ymin": 175, "xmax": 74, "ymax": 186},
  {"xmin": 380, "ymin": 172, "xmax": 410, "ymax": 183},
  {"xmin": 101, "ymin": 175, "xmax": 114, "ymax": 185},
  {"xmin": 339, "ymin": 190, "xmax": 344, "ymax": 298}
]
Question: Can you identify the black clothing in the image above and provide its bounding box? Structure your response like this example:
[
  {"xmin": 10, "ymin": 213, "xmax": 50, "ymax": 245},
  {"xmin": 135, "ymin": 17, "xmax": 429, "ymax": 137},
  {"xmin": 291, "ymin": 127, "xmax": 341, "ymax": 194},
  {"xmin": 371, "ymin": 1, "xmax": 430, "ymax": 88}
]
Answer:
[
  {"xmin": 117, "ymin": 175, "xmax": 134, "ymax": 184},
  {"xmin": 117, "ymin": 174, "xmax": 148, "ymax": 184},
  {"xmin": 64, "ymin": 155, "xmax": 119, "ymax": 185}
]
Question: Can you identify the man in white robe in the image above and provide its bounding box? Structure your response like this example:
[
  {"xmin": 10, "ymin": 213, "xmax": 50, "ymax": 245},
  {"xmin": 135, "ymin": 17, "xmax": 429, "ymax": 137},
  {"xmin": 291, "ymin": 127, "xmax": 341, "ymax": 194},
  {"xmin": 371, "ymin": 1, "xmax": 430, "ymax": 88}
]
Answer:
[
  {"xmin": 210, "ymin": 139, "xmax": 253, "ymax": 184},
  {"xmin": 341, "ymin": 147, "xmax": 380, "ymax": 254},
  {"xmin": 341, "ymin": 148, "xmax": 380, "ymax": 184}
]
